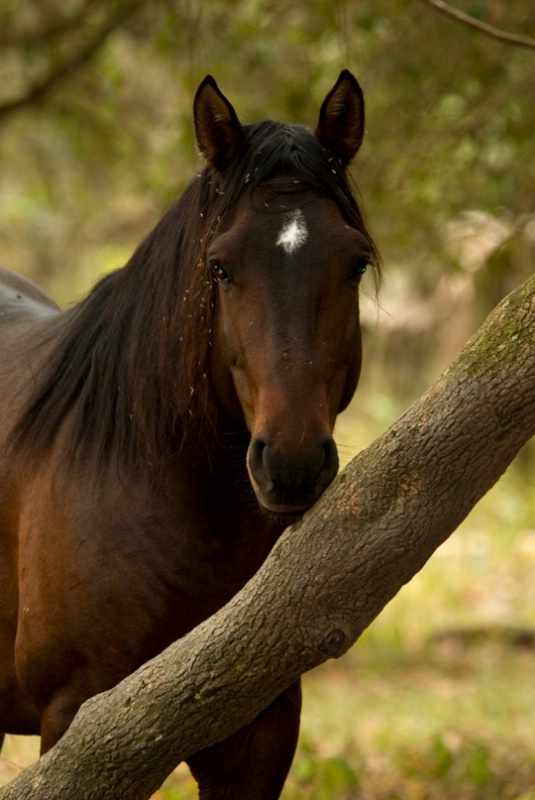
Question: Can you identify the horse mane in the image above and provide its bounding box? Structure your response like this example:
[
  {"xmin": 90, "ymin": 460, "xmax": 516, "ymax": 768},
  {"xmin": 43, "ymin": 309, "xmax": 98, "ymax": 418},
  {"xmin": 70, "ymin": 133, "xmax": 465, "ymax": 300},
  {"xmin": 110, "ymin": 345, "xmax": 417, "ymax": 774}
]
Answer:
[{"xmin": 12, "ymin": 120, "xmax": 378, "ymax": 476}]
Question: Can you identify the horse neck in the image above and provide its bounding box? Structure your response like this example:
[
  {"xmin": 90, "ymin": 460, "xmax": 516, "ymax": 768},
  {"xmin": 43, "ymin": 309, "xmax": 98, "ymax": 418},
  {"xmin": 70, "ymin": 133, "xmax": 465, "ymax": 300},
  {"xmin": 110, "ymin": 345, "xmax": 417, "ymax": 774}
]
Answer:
[
  {"xmin": 87, "ymin": 199, "xmax": 214, "ymax": 472},
  {"xmin": 14, "ymin": 177, "xmax": 227, "ymax": 479}
]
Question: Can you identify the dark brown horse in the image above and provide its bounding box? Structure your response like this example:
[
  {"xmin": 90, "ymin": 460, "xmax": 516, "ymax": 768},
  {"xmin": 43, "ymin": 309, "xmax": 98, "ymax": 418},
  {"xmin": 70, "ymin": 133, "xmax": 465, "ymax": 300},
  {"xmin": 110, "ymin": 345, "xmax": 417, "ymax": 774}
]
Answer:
[{"xmin": 0, "ymin": 71, "xmax": 377, "ymax": 797}]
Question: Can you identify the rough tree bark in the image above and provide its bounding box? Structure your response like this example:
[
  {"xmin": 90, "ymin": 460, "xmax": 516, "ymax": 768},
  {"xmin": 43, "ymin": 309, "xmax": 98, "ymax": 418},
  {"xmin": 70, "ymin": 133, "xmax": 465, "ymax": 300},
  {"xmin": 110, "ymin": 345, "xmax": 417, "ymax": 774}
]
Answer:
[{"xmin": 1, "ymin": 275, "xmax": 534, "ymax": 800}]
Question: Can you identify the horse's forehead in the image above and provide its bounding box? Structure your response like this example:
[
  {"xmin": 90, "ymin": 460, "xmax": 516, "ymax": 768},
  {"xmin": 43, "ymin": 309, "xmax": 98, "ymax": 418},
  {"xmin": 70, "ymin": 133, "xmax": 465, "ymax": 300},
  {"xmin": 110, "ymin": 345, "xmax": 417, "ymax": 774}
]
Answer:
[
  {"xmin": 226, "ymin": 193, "xmax": 347, "ymax": 250},
  {"xmin": 276, "ymin": 209, "xmax": 308, "ymax": 255}
]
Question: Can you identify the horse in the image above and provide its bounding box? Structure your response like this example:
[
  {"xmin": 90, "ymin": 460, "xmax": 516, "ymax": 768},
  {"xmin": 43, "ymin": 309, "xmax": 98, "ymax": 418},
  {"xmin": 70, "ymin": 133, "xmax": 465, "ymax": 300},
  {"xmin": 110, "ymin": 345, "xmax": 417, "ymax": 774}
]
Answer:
[{"xmin": 0, "ymin": 71, "xmax": 378, "ymax": 798}]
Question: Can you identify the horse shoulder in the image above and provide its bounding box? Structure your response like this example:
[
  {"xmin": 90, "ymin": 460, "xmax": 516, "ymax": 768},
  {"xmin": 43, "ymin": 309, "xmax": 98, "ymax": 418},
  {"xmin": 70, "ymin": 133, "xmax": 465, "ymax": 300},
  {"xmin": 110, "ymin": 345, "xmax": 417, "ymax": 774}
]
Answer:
[{"xmin": 0, "ymin": 272, "xmax": 61, "ymax": 710}]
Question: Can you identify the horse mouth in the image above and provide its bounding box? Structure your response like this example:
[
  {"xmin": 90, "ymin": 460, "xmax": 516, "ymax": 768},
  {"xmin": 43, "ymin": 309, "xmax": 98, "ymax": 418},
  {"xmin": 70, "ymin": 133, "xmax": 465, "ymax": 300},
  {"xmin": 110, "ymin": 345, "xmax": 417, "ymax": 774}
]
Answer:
[
  {"xmin": 249, "ymin": 462, "xmax": 337, "ymax": 521},
  {"xmin": 247, "ymin": 432, "xmax": 339, "ymax": 520},
  {"xmin": 253, "ymin": 486, "xmax": 320, "ymax": 519},
  {"xmin": 258, "ymin": 501, "xmax": 309, "ymax": 526}
]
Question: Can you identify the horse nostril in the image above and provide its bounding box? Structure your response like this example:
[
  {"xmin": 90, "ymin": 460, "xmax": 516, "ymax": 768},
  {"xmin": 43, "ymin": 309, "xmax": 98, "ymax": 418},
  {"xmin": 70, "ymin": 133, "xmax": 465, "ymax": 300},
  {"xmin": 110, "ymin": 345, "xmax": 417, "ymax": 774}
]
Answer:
[
  {"xmin": 249, "ymin": 435, "xmax": 266, "ymax": 467},
  {"xmin": 248, "ymin": 434, "xmax": 273, "ymax": 492},
  {"xmin": 321, "ymin": 435, "xmax": 339, "ymax": 481}
]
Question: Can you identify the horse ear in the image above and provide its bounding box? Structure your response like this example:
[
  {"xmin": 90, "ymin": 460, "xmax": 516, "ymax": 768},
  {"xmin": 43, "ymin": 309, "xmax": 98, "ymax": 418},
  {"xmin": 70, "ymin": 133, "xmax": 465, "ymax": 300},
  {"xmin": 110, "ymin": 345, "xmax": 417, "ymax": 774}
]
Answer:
[
  {"xmin": 194, "ymin": 76, "xmax": 243, "ymax": 171},
  {"xmin": 316, "ymin": 70, "xmax": 365, "ymax": 166}
]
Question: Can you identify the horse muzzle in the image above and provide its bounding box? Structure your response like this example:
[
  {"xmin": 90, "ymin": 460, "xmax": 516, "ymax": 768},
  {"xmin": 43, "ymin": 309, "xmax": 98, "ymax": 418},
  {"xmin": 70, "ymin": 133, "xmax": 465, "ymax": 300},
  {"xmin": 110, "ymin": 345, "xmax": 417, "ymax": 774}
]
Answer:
[{"xmin": 247, "ymin": 432, "xmax": 339, "ymax": 515}]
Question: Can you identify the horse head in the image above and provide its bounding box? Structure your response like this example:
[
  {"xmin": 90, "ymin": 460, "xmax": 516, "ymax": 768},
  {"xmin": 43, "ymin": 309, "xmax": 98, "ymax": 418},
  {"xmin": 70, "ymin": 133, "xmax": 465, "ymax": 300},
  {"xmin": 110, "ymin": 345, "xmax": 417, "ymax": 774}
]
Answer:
[{"xmin": 194, "ymin": 72, "xmax": 377, "ymax": 515}]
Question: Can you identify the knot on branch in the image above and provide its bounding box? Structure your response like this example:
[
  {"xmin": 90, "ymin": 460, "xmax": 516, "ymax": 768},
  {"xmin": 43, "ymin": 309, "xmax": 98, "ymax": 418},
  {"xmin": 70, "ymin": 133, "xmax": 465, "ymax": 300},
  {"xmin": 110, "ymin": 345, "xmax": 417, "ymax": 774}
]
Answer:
[{"xmin": 316, "ymin": 627, "xmax": 351, "ymax": 659}]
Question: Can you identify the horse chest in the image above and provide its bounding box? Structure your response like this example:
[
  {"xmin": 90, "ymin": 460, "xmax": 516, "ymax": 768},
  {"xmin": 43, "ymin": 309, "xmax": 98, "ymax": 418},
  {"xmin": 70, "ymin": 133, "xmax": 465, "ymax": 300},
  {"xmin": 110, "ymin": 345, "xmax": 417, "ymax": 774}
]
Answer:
[{"xmin": 21, "ymin": 471, "xmax": 278, "ymax": 635}]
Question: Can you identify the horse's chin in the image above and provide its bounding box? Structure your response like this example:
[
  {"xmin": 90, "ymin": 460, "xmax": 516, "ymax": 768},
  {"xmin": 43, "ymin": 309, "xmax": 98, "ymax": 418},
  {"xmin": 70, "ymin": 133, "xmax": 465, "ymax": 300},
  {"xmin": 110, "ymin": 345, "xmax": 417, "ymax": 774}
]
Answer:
[
  {"xmin": 261, "ymin": 508, "xmax": 306, "ymax": 527},
  {"xmin": 255, "ymin": 496, "xmax": 313, "ymax": 526}
]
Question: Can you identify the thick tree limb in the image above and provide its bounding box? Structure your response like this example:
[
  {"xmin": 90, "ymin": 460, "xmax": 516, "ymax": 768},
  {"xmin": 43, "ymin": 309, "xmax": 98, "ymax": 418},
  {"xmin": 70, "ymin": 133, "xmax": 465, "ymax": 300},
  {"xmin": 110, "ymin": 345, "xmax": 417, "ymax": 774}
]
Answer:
[
  {"xmin": 1, "ymin": 275, "xmax": 534, "ymax": 799},
  {"xmin": 419, "ymin": 0, "xmax": 535, "ymax": 51}
]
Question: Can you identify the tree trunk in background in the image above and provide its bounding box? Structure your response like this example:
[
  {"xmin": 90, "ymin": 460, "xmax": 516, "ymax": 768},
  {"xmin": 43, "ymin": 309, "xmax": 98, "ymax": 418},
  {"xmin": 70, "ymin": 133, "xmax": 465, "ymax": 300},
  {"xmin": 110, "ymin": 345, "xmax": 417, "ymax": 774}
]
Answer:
[{"xmin": 1, "ymin": 275, "xmax": 534, "ymax": 800}]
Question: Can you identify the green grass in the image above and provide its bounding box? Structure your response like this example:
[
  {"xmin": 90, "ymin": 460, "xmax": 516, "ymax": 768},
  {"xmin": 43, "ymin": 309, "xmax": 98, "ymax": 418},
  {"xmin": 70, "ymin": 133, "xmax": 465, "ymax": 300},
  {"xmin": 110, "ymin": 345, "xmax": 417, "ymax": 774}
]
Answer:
[{"xmin": 2, "ymin": 393, "xmax": 534, "ymax": 798}]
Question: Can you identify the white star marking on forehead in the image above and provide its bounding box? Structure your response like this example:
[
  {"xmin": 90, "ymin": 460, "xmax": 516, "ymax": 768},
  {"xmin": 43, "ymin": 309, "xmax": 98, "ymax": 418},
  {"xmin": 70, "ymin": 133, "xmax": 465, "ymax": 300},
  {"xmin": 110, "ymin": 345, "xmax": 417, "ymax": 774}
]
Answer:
[{"xmin": 276, "ymin": 209, "xmax": 308, "ymax": 255}]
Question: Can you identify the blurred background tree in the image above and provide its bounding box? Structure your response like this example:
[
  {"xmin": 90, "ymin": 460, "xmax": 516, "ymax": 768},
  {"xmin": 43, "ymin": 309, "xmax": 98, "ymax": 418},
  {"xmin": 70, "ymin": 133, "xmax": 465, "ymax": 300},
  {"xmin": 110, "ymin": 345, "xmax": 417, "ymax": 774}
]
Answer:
[{"xmin": 1, "ymin": 0, "xmax": 534, "ymax": 401}]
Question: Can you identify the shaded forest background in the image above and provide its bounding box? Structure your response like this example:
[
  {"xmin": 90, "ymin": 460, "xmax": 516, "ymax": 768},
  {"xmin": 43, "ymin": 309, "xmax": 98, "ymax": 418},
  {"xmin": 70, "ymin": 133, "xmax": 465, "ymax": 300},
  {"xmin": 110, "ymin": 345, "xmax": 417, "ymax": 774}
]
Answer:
[
  {"xmin": 1, "ymin": 2, "xmax": 535, "ymax": 798},
  {"xmin": 1, "ymin": 0, "xmax": 534, "ymax": 401}
]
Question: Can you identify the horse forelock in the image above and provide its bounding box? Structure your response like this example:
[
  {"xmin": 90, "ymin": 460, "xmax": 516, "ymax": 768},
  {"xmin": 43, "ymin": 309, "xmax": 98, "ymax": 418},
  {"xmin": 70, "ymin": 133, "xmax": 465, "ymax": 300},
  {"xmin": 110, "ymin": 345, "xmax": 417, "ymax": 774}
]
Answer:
[{"xmin": 211, "ymin": 121, "xmax": 376, "ymax": 234}]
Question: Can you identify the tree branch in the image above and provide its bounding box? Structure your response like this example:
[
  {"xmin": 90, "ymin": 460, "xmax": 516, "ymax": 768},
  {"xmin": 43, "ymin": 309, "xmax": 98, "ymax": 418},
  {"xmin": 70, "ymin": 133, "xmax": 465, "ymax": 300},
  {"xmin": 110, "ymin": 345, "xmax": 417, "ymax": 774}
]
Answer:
[
  {"xmin": 418, "ymin": 0, "xmax": 535, "ymax": 51},
  {"xmin": 0, "ymin": 0, "xmax": 101, "ymax": 48},
  {"xmin": 0, "ymin": 0, "xmax": 147, "ymax": 122},
  {"xmin": 1, "ymin": 275, "xmax": 534, "ymax": 799}
]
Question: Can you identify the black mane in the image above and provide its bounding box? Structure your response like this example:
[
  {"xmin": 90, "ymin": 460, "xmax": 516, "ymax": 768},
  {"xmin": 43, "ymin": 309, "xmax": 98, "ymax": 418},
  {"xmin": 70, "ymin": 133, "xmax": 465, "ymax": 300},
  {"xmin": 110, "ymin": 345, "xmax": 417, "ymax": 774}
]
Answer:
[{"xmin": 13, "ymin": 121, "xmax": 378, "ymax": 474}]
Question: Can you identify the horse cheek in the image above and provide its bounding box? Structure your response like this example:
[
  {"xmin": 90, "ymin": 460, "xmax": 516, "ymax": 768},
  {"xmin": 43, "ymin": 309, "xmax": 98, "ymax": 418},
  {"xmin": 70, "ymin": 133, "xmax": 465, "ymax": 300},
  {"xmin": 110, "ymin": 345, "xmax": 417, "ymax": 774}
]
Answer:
[
  {"xmin": 209, "ymin": 309, "xmax": 248, "ymax": 423},
  {"xmin": 327, "ymin": 307, "xmax": 362, "ymax": 415},
  {"xmin": 337, "ymin": 339, "xmax": 362, "ymax": 414}
]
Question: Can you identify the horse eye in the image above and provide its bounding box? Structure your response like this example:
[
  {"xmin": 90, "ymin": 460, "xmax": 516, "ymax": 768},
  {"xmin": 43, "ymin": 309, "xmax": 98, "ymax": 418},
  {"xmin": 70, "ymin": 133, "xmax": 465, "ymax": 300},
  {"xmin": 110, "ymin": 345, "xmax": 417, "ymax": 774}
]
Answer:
[
  {"xmin": 210, "ymin": 261, "xmax": 231, "ymax": 283},
  {"xmin": 350, "ymin": 259, "xmax": 368, "ymax": 282}
]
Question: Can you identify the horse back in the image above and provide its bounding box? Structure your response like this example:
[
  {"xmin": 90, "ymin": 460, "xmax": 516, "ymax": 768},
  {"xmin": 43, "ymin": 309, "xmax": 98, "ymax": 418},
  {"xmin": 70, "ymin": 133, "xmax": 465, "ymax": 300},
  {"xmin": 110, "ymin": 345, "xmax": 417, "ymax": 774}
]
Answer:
[
  {"xmin": 0, "ymin": 267, "xmax": 60, "ymax": 435},
  {"xmin": 0, "ymin": 266, "xmax": 59, "ymax": 324}
]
